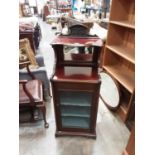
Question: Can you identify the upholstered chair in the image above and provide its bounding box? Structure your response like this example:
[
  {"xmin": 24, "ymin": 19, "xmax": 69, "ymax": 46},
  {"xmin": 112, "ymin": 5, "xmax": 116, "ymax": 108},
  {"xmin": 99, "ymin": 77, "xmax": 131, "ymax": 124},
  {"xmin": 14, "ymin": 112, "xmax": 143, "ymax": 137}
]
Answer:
[
  {"xmin": 19, "ymin": 60, "xmax": 49, "ymax": 128},
  {"xmin": 19, "ymin": 38, "xmax": 51, "ymax": 100}
]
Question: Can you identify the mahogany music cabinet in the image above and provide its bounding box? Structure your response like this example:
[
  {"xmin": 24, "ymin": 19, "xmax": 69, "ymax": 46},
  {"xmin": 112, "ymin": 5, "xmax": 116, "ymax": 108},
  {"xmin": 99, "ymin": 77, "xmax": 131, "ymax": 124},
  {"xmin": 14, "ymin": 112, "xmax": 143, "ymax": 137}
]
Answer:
[{"xmin": 50, "ymin": 36, "xmax": 103, "ymax": 138}]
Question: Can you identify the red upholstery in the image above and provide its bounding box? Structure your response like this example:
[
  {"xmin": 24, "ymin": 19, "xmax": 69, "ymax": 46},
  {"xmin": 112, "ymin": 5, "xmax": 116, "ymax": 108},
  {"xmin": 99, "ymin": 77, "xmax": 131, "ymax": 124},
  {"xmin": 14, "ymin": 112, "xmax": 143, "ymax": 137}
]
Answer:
[
  {"xmin": 19, "ymin": 61, "xmax": 49, "ymax": 128},
  {"xmin": 19, "ymin": 80, "xmax": 43, "ymax": 104}
]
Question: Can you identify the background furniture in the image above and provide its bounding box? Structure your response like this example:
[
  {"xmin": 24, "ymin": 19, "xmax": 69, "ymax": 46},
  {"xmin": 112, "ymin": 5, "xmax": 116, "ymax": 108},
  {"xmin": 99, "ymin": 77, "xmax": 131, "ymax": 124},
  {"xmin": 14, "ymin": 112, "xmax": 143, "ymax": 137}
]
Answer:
[
  {"xmin": 42, "ymin": 4, "xmax": 50, "ymax": 21},
  {"xmin": 19, "ymin": 39, "xmax": 50, "ymax": 100},
  {"xmin": 19, "ymin": 22, "xmax": 41, "ymax": 53},
  {"xmin": 19, "ymin": 61, "xmax": 49, "ymax": 128},
  {"xmin": 20, "ymin": 3, "xmax": 33, "ymax": 17},
  {"xmin": 102, "ymin": 0, "xmax": 135, "ymax": 126},
  {"xmin": 51, "ymin": 36, "xmax": 103, "ymax": 138},
  {"xmin": 20, "ymin": 30, "xmax": 36, "ymax": 53},
  {"xmin": 57, "ymin": 0, "xmax": 72, "ymax": 14},
  {"xmin": 19, "ymin": 54, "xmax": 50, "ymax": 100}
]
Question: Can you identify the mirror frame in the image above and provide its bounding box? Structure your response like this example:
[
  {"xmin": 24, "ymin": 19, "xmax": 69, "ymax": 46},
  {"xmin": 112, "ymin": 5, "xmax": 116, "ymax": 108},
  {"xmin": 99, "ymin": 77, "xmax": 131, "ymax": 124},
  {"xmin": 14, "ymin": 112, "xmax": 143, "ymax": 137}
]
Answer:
[{"xmin": 100, "ymin": 70, "xmax": 121, "ymax": 110}]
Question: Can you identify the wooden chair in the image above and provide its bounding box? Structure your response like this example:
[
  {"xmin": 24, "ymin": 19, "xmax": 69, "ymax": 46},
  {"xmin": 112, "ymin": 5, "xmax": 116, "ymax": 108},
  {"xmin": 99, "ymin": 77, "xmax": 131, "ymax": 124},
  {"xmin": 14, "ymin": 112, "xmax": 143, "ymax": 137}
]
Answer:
[
  {"xmin": 19, "ymin": 38, "xmax": 51, "ymax": 100},
  {"xmin": 19, "ymin": 61, "xmax": 49, "ymax": 128}
]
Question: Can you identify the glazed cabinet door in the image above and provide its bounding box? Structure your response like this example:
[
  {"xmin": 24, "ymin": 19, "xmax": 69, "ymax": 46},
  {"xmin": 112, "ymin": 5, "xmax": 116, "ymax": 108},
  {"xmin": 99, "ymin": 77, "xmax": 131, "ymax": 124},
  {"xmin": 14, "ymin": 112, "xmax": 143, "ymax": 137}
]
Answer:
[{"xmin": 52, "ymin": 81, "xmax": 101, "ymax": 137}]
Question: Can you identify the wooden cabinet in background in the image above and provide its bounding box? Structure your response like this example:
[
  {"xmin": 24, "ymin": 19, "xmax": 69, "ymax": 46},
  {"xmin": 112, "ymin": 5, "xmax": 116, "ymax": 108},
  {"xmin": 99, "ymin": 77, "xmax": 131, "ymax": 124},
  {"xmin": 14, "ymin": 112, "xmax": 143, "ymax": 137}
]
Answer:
[
  {"xmin": 102, "ymin": 0, "xmax": 135, "ymax": 123},
  {"xmin": 19, "ymin": 23, "xmax": 41, "ymax": 54}
]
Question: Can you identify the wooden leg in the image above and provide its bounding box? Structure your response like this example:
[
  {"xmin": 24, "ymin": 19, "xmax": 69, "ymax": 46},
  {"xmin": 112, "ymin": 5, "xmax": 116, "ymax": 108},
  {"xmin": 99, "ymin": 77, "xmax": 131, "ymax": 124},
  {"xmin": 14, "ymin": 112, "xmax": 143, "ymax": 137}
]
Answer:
[
  {"xmin": 31, "ymin": 107, "xmax": 36, "ymax": 122},
  {"xmin": 48, "ymin": 87, "xmax": 52, "ymax": 97},
  {"xmin": 33, "ymin": 108, "xmax": 39, "ymax": 121},
  {"xmin": 39, "ymin": 106, "xmax": 49, "ymax": 128},
  {"xmin": 42, "ymin": 84, "xmax": 52, "ymax": 101}
]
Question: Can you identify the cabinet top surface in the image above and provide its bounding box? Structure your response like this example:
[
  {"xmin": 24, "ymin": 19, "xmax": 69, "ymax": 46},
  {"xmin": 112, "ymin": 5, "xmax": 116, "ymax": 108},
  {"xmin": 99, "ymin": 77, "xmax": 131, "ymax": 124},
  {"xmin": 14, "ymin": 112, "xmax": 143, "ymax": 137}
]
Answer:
[
  {"xmin": 52, "ymin": 66, "xmax": 100, "ymax": 82},
  {"xmin": 51, "ymin": 36, "xmax": 103, "ymax": 47}
]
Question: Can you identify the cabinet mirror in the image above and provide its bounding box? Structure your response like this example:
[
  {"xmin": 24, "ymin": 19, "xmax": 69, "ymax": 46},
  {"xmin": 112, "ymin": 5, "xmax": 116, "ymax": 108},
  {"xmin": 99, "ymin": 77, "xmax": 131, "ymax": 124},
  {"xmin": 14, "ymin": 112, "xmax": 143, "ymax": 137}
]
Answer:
[{"xmin": 63, "ymin": 45, "xmax": 93, "ymax": 62}]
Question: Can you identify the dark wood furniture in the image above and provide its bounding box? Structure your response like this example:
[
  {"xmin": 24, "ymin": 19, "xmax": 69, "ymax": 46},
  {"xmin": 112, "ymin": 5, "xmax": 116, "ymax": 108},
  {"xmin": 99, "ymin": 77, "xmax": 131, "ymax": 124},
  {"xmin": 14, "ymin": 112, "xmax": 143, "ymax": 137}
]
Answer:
[
  {"xmin": 19, "ymin": 23, "xmax": 41, "ymax": 54},
  {"xmin": 42, "ymin": 4, "xmax": 50, "ymax": 21},
  {"xmin": 20, "ymin": 30, "xmax": 35, "ymax": 53},
  {"xmin": 19, "ymin": 61, "xmax": 49, "ymax": 128},
  {"xmin": 57, "ymin": 0, "xmax": 72, "ymax": 14},
  {"xmin": 59, "ymin": 17, "xmax": 93, "ymax": 30},
  {"xmin": 68, "ymin": 24, "xmax": 90, "ymax": 37},
  {"xmin": 50, "ymin": 36, "xmax": 103, "ymax": 138},
  {"xmin": 59, "ymin": 18, "xmax": 95, "ymax": 54}
]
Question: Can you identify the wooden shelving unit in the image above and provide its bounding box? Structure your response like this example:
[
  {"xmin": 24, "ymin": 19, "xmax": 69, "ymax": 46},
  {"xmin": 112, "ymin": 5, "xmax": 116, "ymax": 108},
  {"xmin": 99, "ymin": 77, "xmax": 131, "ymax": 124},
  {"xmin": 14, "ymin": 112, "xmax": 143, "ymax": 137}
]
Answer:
[
  {"xmin": 57, "ymin": 0, "xmax": 72, "ymax": 13},
  {"xmin": 48, "ymin": 0, "xmax": 72, "ymax": 12},
  {"xmin": 102, "ymin": 0, "xmax": 135, "ymax": 123},
  {"xmin": 48, "ymin": 0, "xmax": 57, "ymax": 9},
  {"xmin": 110, "ymin": 21, "xmax": 135, "ymax": 29},
  {"xmin": 106, "ymin": 45, "xmax": 135, "ymax": 63},
  {"xmin": 122, "ymin": 124, "xmax": 135, "ymax": 155},
  {"xmin": 85, "ymin": 0, "xmax": 91, "ymax": 5}
]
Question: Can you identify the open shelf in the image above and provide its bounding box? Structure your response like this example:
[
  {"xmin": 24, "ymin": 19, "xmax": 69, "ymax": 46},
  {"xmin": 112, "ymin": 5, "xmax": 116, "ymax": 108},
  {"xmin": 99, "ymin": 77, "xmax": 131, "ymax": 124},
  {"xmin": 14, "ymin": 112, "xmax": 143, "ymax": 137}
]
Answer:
[
  {"xmin": 110, "ymin": 0, "xmax": 135, "ymax": 26},
  {"xmin": 53, "ymin": 66, "xmax": 100, "ymax": 82},
  {"xmin": 106, "ymin": 45, "xmax": 135, "ymax": 64},
  {"xmin": 103, "ymin": 49, "xmax": 135, "ymax": 93},
  {"xmin": 103, "ymin": 65, "xmax": 134, "ymax": 93},
  {"xmin": 110, "ymin": 20, "xmax": 135, "ymax": 29},
  {"xmin": 106, "ymin": 24, "xmax": 135, "ymax": 52},
  {"xmin": 64, "ymin": 52, "xmax": 93, "ymax": 62},
  {"xmin": 116, "ymin": 85, "xmax": 133, "ymax": 121}
]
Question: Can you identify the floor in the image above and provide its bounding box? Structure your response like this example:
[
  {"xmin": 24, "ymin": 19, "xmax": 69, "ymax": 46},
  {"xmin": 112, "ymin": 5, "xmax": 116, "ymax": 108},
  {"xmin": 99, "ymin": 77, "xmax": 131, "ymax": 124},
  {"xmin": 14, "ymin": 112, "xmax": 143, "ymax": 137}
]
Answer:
[{"xmin": 19, "ymin": 17, "xmax": 130, "ymax": 155}]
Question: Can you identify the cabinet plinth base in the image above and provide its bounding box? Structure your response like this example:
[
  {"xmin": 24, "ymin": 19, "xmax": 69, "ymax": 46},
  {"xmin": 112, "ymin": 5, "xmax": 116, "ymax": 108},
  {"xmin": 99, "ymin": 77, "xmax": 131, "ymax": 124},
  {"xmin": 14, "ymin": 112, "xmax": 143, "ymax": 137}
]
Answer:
[{"xmin": 55, "ymin": 130, "xmax": 96, "ymax": 139}]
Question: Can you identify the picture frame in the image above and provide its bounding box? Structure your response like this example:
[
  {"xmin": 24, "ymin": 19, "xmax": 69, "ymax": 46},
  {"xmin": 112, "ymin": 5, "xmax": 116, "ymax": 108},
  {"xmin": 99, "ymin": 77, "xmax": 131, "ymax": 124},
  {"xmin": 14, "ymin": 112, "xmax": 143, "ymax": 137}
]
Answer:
[{"xmin": 19, "ymin": 38, "xmax": 38, "ymax": 66}]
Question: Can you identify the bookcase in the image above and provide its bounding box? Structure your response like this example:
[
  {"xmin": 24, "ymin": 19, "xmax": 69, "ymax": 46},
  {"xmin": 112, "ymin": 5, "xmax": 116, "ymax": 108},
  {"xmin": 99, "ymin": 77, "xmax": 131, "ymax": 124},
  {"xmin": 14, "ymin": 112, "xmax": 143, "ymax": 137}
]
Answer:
[
  {"xmin": 102, "ymin": 0, "xmax": 135, "ymax": 123},
  {"xmin": 57, "ymin": 0, "xmax": 72, "ymax": 13},
  {"xmin": 48, "ymin": 0, "xmax": 57, "ymax": 9},
  {"xmin": 48, "ymin": 0, "xmax": 72, "ymax": 12},
  {"xmin": 122, "ymin": 124, "xmax": 135, "ymax": 155},
  {"xmin": 51, "ymin": 36, "xmax": 103, "ymax": 138}
]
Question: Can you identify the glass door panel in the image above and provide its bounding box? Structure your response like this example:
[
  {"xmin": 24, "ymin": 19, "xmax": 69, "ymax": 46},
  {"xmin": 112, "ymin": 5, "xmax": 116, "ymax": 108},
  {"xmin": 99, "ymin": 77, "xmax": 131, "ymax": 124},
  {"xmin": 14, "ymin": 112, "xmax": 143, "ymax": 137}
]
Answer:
[
  {"xmin": 59, "ymin": 91, "xmax": 92, "ymax": 129},
  {"xmin": 62, "ymin": 116, "xmax": 90, "ymax": 129},
  {"xmin": 60, "ymin": 91, "xmax": 92, "ymax": 106}
]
